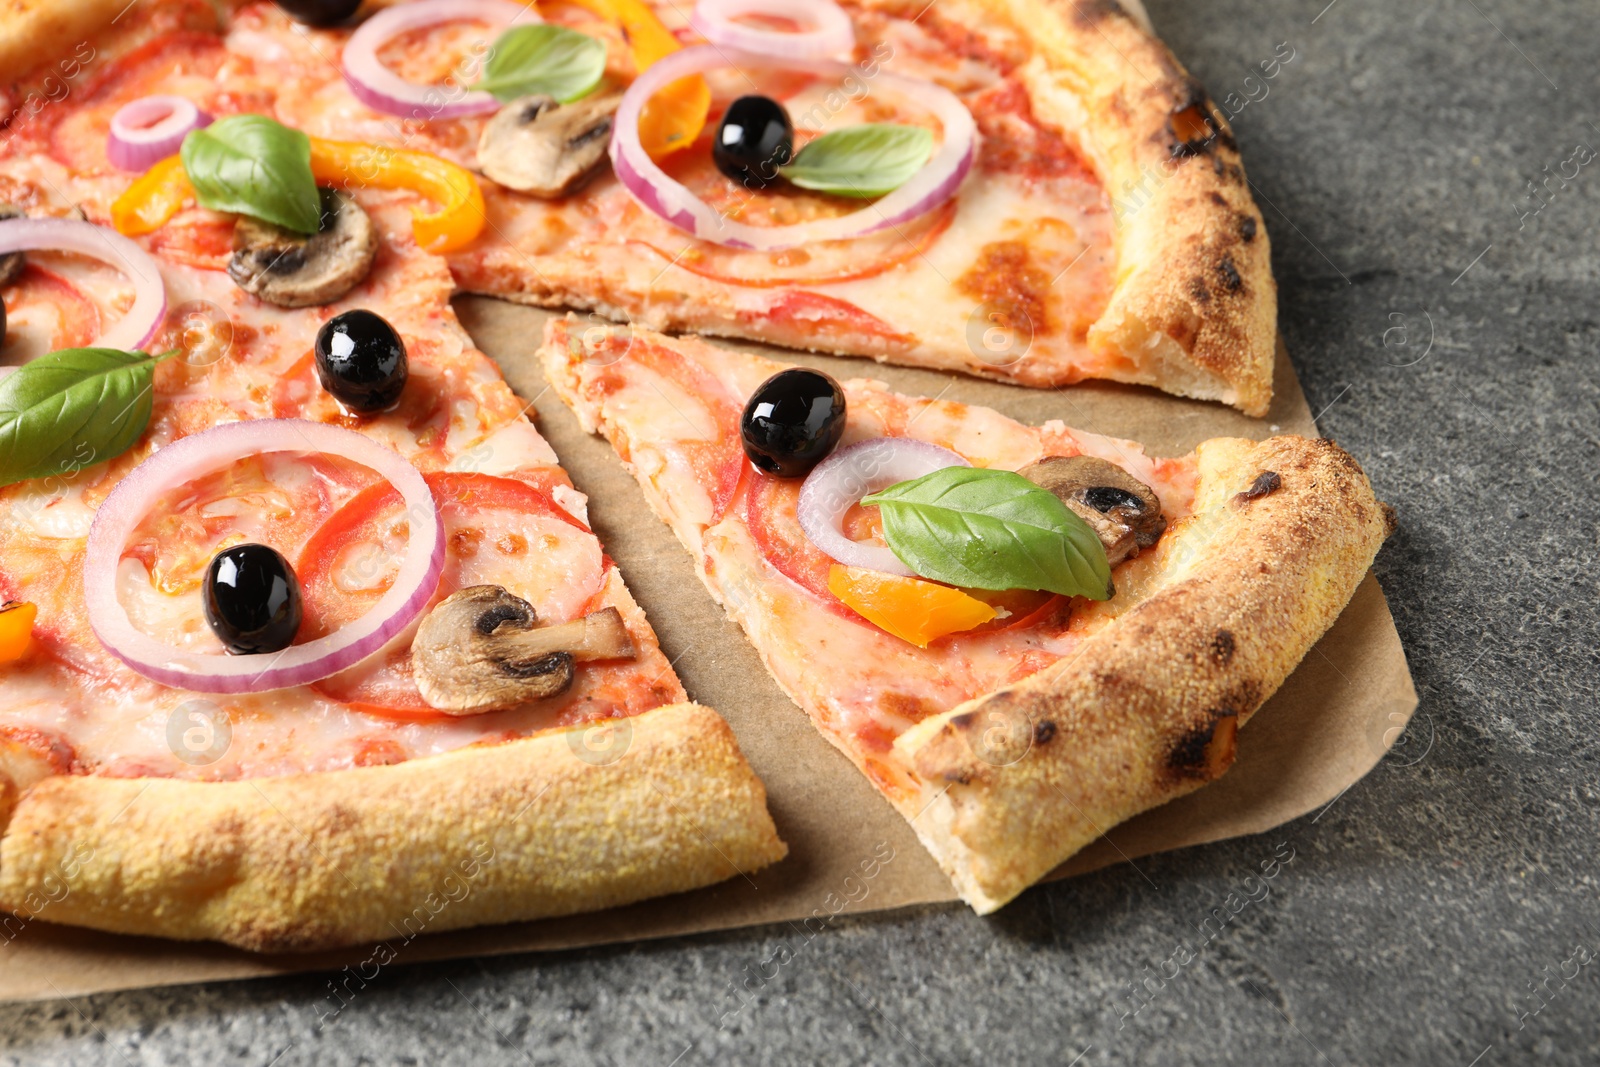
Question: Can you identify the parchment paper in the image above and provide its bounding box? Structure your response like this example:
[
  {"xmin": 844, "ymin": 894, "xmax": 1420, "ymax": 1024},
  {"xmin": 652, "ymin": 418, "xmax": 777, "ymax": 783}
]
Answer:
[{"xmin": 0, "ymin": 300, "xmax": 1415, "ymax": 1003}]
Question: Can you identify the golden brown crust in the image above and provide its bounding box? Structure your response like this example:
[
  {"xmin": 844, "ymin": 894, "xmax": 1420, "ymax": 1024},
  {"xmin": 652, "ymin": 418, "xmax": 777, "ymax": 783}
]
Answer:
[
  {"xmin": 0, "ymin": 702, "xmax": 786, "ymax": 952},
  {"xmin": 892, "ymin": 436, "xmax": 1390, "ymax": 911},
  {"xmin": 973, "ymin": 0, "xmax": 1277, "ymax": 414}
]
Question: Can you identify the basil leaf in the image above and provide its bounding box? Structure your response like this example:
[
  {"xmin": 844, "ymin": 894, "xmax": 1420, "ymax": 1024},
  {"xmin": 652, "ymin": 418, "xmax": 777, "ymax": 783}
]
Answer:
[
  {"xmin": 781, "ymin": 124, "xmax": 934, "ymax": 198},
  {"xmin": 861, "ymin": 467, "xmax": 1112, "ymax": 599},
  {"xmin": 0, "ymin": 348, "xmax": 174, "ymax": 490},
  {"xmin": 180, "ymin": 114, "xmax": 321, "ymax": 234},
  {"xmin": 473, "ymin": 25, "xmax": 607, "ymax": 104}
]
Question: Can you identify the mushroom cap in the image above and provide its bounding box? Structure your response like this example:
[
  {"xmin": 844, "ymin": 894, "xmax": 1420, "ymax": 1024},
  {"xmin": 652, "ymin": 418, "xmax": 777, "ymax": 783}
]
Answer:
[
  {"xmin": 227, "ymin": 186, "xmax": 377, "ymax": 309},
  {"xmin": 412, "ymin": 586, "xmax": 636, "ymax": 715},
  {"xmin": 1018, "ymin": 455, "xmax": 1167, "ymax": 567},
  {"xmin": 476, "ymin": 91, "xmax": 621, "ymax": 199}
]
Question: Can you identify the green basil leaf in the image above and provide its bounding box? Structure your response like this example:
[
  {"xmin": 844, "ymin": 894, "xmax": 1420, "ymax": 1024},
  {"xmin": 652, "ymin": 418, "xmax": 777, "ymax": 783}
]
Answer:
[
  {"xmin": 861, "ymin": 467, "xmax": 1112, "ymax": 599},
  {"xmin": 180, "ymin": 114, "xmax": 321, "ymax": 234},
  {"xmin": 781, "ymin": 124, "xmax": 934, "ymax": 198},
  {"xmin": 0, "ymin": 348, "xmax": 174, "ymax": 490},
  {"xmin": 473, "ymin": 25, "xmax": 607, "ymax": 104}
]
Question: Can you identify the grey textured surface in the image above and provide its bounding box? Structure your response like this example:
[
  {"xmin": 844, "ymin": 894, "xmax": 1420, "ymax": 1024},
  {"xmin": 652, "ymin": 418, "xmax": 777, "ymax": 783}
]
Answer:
[{"xmin": 5, "ymin": 0, "xmax": 1599, "ymax": 1063}]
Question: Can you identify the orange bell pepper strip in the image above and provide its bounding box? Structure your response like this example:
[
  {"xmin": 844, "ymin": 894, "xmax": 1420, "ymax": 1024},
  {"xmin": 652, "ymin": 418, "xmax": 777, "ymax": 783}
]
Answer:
[
  {"xmin": 110, "ymin": 154, "xmax": 193, "ymax": 237},
  {"xmin": 564, "ymin": 0, "xmax": 710, "ymax": 158},
  {"xmin": 0, "ymin": 601, "xmax": 37, "ymax": 664},
  {"xmin": 827, "ymin": 565, "xmax": 996, "ymax": 648},
  {"xmin": 111, "ymin": 140, "xmax": 485, "ymax": 254},
  {"xmin": 308, "ymin": 138, "xmax": 485, "ymax": 253}
]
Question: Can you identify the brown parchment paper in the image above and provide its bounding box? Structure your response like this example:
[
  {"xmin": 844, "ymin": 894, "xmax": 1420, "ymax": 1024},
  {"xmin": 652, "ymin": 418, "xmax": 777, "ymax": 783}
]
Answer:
[{"xmin": 0, "ymin": 301, "xmax": 1415, "ymax": 1004}]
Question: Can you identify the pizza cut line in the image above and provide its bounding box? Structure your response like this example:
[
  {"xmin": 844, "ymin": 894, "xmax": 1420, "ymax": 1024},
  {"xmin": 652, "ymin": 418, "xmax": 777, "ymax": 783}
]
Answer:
[{"xmin": 539, "ymin": 316, "xmax": 1392, "ymax": 910}]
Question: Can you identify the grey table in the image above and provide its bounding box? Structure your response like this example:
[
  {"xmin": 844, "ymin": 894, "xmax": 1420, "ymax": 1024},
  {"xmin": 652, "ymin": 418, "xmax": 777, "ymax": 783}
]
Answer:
[{"xmin": 6, "ymin": 1, "xmax": 1598, "ymax": 1064}]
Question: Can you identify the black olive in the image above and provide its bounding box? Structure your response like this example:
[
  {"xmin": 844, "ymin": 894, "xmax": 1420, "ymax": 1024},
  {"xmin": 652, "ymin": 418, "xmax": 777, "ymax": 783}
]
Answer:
[
  {"xmin": 203, "ymin": 544, "xmax": 303, "ymax": 656},
  {"xmin": 740, "ymin": 368, "xmax": 846, "ymax": 477},
  {"xmin": 713, "ymin": 95, "xmax": 793, "ymax": 190},
  {"xmin": 273, "ymin": 0, "xmax": 362, "ymax": 27},
  {"xmin": 314, "ymin": 309, "xmax": 408, "ymax": 414}
]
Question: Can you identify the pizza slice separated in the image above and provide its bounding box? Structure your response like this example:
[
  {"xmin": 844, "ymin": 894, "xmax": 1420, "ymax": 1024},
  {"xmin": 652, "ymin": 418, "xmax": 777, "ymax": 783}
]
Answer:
[
  {"xmin": 0, "ymin": 7, "xmax": 783, "ymax": 950},
  {"xmin": 539, "ymin": 316, "xmax": 1392, "ymax": 910},
  {"xmin": 222, "ymin": 0, "xmax": 1277, "ymax": 413}
]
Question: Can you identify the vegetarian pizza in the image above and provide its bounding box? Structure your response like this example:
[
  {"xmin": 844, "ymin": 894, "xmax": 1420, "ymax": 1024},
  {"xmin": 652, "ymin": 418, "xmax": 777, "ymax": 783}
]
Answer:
[
  {"xmin": 540, "ymin": 316, "xmax": 1391, "ymax": 910},
  {"xmin": 0, "ymin": 0, "xmax": 785, "ymax": 952},
  {"xmin": 0, "ymin": 0, "xmax": 1344, "ymax": 950},
  {"xmin": 62, "ymin": 0, "xmax": 1276, "ymax": 412}
]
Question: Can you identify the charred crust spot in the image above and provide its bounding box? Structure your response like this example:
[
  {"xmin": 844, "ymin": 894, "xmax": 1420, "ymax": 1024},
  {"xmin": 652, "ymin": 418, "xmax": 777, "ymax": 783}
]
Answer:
[
  {"xmin": 1168, "ymin": 84, "xmax": 1221, "ymax": 158},
  {"xmin": 1380, "ymin": 501, "xmax": 1399, "ymax": 536},
  {"xmin": 1210, "ymin": 629, "xmax": 1237, "ymax": 666},
  {"xmin": 1189, "ymin": 276, "xmax": 1212, "ymax": 305},
  {"xmin": 1235, "ymin": 471, "xmax": 1282, "ymax": 504},
  {"xmin": 1208, "ymin": 191, "xmax": 1227, "ymax": 207},
  {"xmin": 1219, "ymin": 255, "xmax": 1244, "ymax": 293},
  {"xmin": 1240, "ymin": 215, "xmax": 1258, "ymax": 242},
  {"xmin": 950, "ymin": 711, "xmax": 978, "ymax": 731},
  {"xmin": 1034, "ymin": 720, "xmax": 1057, "ymax": 745},
  {"xmin": 1167, "ymin": 713, "xmax": 1239, "ymax": 780}
]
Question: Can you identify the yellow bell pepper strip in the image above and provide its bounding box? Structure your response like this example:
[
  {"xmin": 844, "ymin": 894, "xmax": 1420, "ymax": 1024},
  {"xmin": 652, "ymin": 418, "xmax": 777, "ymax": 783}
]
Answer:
[
  {"xmin": 827, "ymin": 565, "xmax": 996, "ymax": 648},
  {"xmin": 309, "ymin": 138, "xmax": 485, "ymax": 254},
  {"xmin": 0, "ymin": 601, "xmax": 37, "ymax": 664},
  {"xmin": 110, "ymin": 154, "xmax": 194, "ymax": 237},
  {"xmin": 565, "ymin": 0, "xmax": 710, "ymax": 158},
  {"xmin": 110, "ymin": 138, "xmax": 485, "ymax": 254}
]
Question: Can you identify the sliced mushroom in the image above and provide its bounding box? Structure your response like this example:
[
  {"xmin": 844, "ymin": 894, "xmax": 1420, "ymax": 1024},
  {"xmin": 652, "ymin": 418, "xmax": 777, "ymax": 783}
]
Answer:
[
  {"xmin": 477, "ymin": 91, "xmax": 621, "ymax": 199},
  {"xmin": 0, "ymin": 205, "xmax": 25, "ymax": 289},
  {"xmin": 412, "ymin": 585, "xmax": 637, "ymax": 715},
  {"xmin": 227, "ymin": 186, "xmax": 376, "ymax": 308},
  {"xmin": 1019, "ymin": 455, "xmax": 1167, "ymax": 567}
]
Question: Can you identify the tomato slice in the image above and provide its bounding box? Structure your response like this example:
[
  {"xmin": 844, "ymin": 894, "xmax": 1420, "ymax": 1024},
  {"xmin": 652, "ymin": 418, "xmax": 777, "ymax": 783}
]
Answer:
[
  {"xmin": 2, "ymin": 264, "xmax": 101, "ymax": 358},
  {"xmin": 620, "ymin": 338, "xmax": 745, "ymax": 525},
  {"xmin": 298, "ymin": 471, "xmax": 604, "ymax": 718},
  {"xmin": 627, "ymin": 200, "xmax": 957, "ymax": 290}
]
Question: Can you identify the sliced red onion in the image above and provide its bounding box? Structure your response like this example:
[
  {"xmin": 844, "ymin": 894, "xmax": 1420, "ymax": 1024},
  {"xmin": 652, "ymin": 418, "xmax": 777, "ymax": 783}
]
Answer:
[
  {"xmin": 610, "ymin": 45, "xmax": 975, "ymax": 251},
  {"xmin": 84, "ymin": 420, "xmax": 445, "ymax": 694},
  {"xmin": 342, "ymin": 0, "xmax": 539, "ymax": 122},
  {"xmin": 690, "ymin": 0, "xmax": 854, "ymax": 59},
  {"xmin": 0, "ymin": 217, "xmax": 166, "ymax": 351},
  {"xmin": 107, "ymin": 95, "xmax": 211, "ymax": 172},
  {"xmin": 798, "ymin": 437, "xmax": 968, "ymax": 575}
]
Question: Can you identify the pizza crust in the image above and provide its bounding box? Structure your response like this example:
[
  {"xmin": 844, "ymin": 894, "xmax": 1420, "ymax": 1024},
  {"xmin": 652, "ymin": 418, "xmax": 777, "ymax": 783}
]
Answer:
[
  {"xmin": 892, "ymin": 435, "xmax": 1393, "ymax": 911},
  {"xmin": 982, "ymin": 0, "xmax": 1277, "ymax": 414},
  {"xmin": 0, "ymin": 702, "xmax": 786, "ymax": 952}
]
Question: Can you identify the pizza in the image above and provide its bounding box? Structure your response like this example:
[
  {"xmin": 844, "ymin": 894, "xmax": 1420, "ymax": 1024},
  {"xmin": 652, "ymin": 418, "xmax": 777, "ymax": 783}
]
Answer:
[
  {"xmin": 27, "ymin": 0, "xmax": 1278, "ymax": 413},
  {"xmin": 0, "ymin": 1, "xmax": 785, "ymax": 953},
  {"xmin": 0, "ymin": 0, "xmax": 1341, "ymax": 951},
  {"xmin": 539, "ymin": 315, "xmax": 1391, "ymax": 910}
]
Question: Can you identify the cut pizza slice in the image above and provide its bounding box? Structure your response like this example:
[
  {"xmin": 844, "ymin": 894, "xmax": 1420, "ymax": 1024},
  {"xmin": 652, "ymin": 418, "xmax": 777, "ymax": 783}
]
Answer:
[
  {"xmin": 539, "ymin": 316, "xmax": 1392, "ymax": 910},
  {"xmin": 207, "ymin": 0, "xmax": 1275, "ymax": 412},
  {"xmin": 0, "ymin": 32, "xmax": 783, "ymax": 947}
]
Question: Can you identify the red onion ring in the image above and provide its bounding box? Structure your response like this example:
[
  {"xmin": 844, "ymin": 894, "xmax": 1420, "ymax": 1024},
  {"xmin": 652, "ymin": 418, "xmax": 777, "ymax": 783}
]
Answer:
[
  {"xmin": 610, "ymin": 46, "xmax": 976, "ymax": 251},
  {"xmin": 107, "ymin": 95, "xmax": 211, "ymax": 172},
  {"xmin": 0, "ymin": 217, "xmax": 166, "ymax": 351},
  {"xmin": 689, "ymin": 0, "xmax": 854, "ymax": 59},
  {"xmin": 342, "ymin": 0, "xmax": 539, "ymax": 121},
  {"xmin": 84, "ymin": 420, "xmax": 445, "ymax": 694},
  {"xmin": 797, "ymin": 437, "xmax": 968, "ymax": 575}
]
